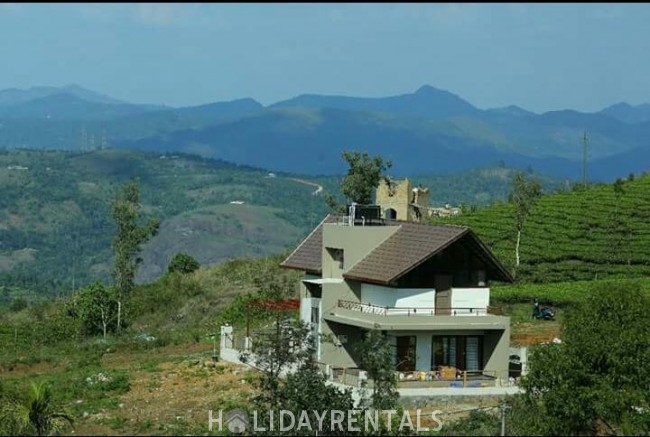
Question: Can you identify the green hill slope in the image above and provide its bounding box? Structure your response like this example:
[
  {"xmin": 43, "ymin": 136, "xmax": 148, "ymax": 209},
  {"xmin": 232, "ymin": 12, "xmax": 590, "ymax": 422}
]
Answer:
[
  {"xmin": 0, "ymin": 149, "xmax": 328, "ymax": 297},
  {"xmin": 431, "ymin": 175, "xmax": 650, "ymax": 283}
]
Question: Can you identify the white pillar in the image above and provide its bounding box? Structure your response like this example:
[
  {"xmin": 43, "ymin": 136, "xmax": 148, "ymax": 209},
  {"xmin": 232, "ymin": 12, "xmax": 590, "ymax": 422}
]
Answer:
[{"xmin": 220, "ymin": 325, "xmax": 233, "ymax": 350}]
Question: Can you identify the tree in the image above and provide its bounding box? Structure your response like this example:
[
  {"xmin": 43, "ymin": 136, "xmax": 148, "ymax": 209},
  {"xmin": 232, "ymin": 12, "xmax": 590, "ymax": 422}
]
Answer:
[
  {"xmin": 509, "ymin": 171, "xmax": 541, "ymax": 269},
  {"xmin": 111, "ymin": 180, "xmax": 159, "ymax": 331},
  {"xmin": 519, "ymin": 281, "xmax": 650, "ymax": 435},
  {"xmin": 69, "ymin": 282, "xmax": 118, "ymax": 339},
  {"xmin": 325, "ymin": 151, "xmax": 392, "ymax": 211},
  {"xmin": 242, "ymin": 319, "xmax": 357, "ymax": 435},
  {"xmin": 356, "ymin": 330, "xmax": 399, "ymax": 411},
  {"xmin": 167, "ymin": 252, "xmax": 200, "ymax": 274}
]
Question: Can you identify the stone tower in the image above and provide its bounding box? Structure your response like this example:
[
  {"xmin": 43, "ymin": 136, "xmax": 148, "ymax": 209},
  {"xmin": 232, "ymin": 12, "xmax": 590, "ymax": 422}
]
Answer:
[{"xmin": 376, "ymin": 178, "xmax": 430, "ymax": 222}]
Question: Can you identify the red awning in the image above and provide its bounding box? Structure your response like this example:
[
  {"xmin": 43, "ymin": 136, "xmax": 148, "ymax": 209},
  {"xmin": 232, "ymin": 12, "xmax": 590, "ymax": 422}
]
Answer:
[{"xmin": 246, "ymin": 299, "xmax": 300, "ymax": 311}]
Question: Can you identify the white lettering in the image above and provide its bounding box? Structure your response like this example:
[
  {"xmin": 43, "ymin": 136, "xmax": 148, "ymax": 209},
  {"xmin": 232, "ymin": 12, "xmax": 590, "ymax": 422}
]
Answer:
[
  {"xmin": 280, "ymin": 410, "xmax": 295, "ymax": 432},
  {"xmin": 431, "ymin": 410, "xmax": 443, "ymax": 432},
  {"xmin": 208, "ymin": 410, "xmax": 222, "ymax": 431},
  {"xmin": 365, "ymin": 409, "xmax": 379, "ymax": 433},
  {"xmin": 253, "ymin": 411, "xmax": 266, "ymax": 432},
  {"xmin": 296, "ymin": 410, "xmax": 312, "ymax": 432},
  {"xmin": 348, "ymin": 412, "xmax": 360, "ymax": 432},
  {"xmin": 313, "ymin": 410, "xmax": 327, "ymax": 430},
  {"xmin": 384, "ymin": 410, "xmax": 397, "ymax": 432},
  {"xmin": 399, "ymin": 410, "xmax": 414, "ymax": 432},
  {"xmin": 330, "ymin": 410, "xmax": 345, "ymax": 432}
]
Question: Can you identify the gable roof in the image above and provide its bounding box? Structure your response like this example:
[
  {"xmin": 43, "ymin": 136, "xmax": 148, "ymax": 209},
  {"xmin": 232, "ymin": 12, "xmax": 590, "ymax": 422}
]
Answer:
[
  {"xmin": 343, "ymin": 221, "xmax": 513, "ymax": 284},
  {"xmin": 343, "ymin": 221, "xmax": 465, "ymax": 284},
  {"xmin": 280, "ymin": 215, "xmax": 514, "ymax": 283},
  {"xmin": 280, "ymin": 214, "xmax": 338, "ymax": 274}
]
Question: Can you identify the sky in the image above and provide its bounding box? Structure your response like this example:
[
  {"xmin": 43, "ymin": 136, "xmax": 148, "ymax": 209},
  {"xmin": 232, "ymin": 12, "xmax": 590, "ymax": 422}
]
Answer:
[{"xmin": 1, "ymin": 3, "xmax": 650, "ymax": 113}]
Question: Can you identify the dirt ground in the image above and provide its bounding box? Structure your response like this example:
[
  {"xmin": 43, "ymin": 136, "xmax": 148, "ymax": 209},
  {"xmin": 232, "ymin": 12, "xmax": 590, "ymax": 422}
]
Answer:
[{"xmin": 69, "ymin": 343, "xmax": 257, "ymax": 435}]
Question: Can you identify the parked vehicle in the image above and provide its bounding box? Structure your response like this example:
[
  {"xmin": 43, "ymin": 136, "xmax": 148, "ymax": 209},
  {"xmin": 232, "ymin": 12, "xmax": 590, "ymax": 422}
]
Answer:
[{"xmin": 532, "ymin": 298, "xmax": 556, "ymax": 320}]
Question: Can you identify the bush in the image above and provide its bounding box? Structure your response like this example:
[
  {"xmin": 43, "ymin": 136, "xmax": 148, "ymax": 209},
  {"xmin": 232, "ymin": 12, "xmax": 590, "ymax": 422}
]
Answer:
[
  {"xmin": 168, "ymin": 253, "xmax": 200, "ymax": 275},
  {"xmin": 9, "ymin": 298, "xmax": 28, "ymax": 312}
]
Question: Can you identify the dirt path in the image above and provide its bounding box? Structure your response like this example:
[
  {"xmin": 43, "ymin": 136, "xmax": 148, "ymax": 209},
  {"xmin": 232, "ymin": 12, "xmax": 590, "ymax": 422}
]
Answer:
[{"xmin": 287, "ymin": 177, "xmax": 323, "ymax": 196}]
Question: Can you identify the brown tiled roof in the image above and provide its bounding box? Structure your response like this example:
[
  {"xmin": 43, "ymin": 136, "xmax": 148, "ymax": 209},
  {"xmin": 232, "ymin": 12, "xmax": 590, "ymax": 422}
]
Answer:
[
  {"xmin": 343, "ymin": 221, "xmax": 466, "ymax": 284},
  {"xmin": 280, "ymin": 214, "xmax": 339, "ymax": 273},
  {"xmin": 343, "ymin": 221, "xmax": 514, "ymax": 284},
  {"xmin": 281, "ymin": 215, "xmax": 514, "ymax": 284}
]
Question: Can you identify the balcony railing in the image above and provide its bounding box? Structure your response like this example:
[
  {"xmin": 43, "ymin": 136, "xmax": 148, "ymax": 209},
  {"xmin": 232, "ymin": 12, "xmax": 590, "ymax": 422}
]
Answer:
[{"xmin": 337, "ymin": 299, "xmax": 493, "ymax": 316}]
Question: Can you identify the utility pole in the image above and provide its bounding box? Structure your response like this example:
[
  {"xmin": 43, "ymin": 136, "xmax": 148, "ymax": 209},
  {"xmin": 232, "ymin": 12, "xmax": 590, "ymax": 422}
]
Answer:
[
  {"xmin": 499, "ymin": 401, "xmax": 511, "ymax": 436},
  {"xmin": 582, "ymin": 130, "xmax": 589, "ymax": 187}
]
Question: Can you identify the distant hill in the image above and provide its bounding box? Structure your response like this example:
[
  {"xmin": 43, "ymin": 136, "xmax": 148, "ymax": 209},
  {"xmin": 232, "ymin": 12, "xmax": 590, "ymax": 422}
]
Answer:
[
  {"xmin": 0, "ymin": 93, "xmax": 162, "ymax": 121},
  {"xmin": 2, "ymin": 84, "xmax": 650, "ymax": 181},
  {"xmin": 0, "ymin": 84, "xmax": 127, "ymax": 106},
  {"xmin": 599, "ymin": 102, "xmax": 650, "ymax": 124},
  {"xmin": 432, "ymin": 173, "xmax": 650, "ymax": 283},
  {"xmin": 271, "ymin": 84, "xmax": 481, "ymax": 119}
]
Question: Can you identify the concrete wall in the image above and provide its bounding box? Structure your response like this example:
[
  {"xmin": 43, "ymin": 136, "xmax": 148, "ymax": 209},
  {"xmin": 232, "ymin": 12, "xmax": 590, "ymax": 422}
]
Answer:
[
  {"xmin": 482, "ymin": 325, "xmax": 511, "ymax": 382},
  {"xmin": 322, "ymin": 224, "xmax": 396, "ymax": 278},
  {"xmin": 451, "ymin": 288, "xmax": 490, "ymax": 315},
  {"xmin": 360, "ymin": 283, "xmax": 436, "ymax": 312}
]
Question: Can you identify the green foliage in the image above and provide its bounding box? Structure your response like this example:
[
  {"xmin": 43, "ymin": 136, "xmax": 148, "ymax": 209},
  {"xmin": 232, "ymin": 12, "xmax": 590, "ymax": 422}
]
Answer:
[
  {"xmin": 441, "ymin": 410, "xmax": 500, "ymax": 436},
  {"xmin": 111, "ymin": 180, "xmax": 159, "ymax": 330},
  {"xmin": 491, "ymin": 277, "xmax": 650, "ymax": 305},
  {"xmin": 356, "ymin": 330, "xmax": 399, "ymax": 411},
  {"xmin": 67, "ymin": 282, "xmax": 118, "ymax": 339},
  {"xmin": 518, "ymin": 281, "xmax": 650, "ymax": 435},
  {"xmin": 334, "ymin": 150, "xmax": 392, "ymax": 207},
  {"xmin": 168, "ymin": 252, "xmax": 200, "ymax": 274},
  {"xmin": 244, "ymin": 319, "xmax": 314, "ymax": 412},
  {"xmin": 510, "ymin": 171, "xmax": 542, "ymax": 270},
  {"xmin": 244, "ymin": 319, "xmax": 359, "ymax": 435},
  {"xmin": 0, "ymin": 149, "xmax": 329, "ymax": 298},
  {"xmin": 431, "ymin": 174, "xmax": 650, "ymax": 283},
  {"xmin": 3, "ymin": 382, "xmax": 74, "ymax": 436},
  {"xmin": 8, "ymin": 298, "xmax": 28, "ymax": 313},
  {"xmin": 510, "ymin": 171, "xmax": 542, "ymax": 231}
]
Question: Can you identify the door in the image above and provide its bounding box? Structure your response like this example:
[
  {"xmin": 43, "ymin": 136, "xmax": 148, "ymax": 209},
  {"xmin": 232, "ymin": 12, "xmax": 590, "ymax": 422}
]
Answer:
[
  {"xmin": 395, "ymin": 336, "xmax": 416, "ymax": 371},
  {"xmin": 435, "ymin": 274, "xmax": 453, "ymax": 315}
]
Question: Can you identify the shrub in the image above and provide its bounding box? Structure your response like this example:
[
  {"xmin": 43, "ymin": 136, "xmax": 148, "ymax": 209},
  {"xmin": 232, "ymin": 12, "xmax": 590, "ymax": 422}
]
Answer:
[{"xmin": 168, "ymin": 253, "xmax": 200, "ymax": 275}]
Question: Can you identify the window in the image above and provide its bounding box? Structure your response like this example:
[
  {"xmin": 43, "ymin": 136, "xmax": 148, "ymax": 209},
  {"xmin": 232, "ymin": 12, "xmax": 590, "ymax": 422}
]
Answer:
[
  {"xmin": 327, "ymin": 248, "xmax": 344, "ymax": 270},
  {"xmin": 431, "ymin": 336, "xmax": 483, "ymax": 371}
]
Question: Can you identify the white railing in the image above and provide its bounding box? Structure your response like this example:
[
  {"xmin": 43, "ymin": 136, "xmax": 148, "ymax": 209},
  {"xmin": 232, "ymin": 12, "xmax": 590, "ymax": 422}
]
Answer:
[{"xmin": 338, "ymin": 300, "xmax": 490, "ymax": 316}]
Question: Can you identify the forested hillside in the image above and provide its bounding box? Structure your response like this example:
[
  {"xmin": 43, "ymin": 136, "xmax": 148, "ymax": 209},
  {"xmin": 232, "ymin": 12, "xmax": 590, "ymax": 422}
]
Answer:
[{"xmin": 0, "ymin": 149, "xmax": 328, "ymax": 298}]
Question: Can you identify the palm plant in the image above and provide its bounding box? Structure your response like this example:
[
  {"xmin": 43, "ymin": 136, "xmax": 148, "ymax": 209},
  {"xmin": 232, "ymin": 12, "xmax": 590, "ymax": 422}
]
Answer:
[{"xmin": 10, "ymin": 382, "xmax": 74, "ymax": 436}]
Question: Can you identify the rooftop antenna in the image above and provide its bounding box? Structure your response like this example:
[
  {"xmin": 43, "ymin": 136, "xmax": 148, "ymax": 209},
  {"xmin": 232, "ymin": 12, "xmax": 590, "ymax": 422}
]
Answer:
[{"xmin": 582, "ymin": 130, "xmax": 589, "ymax": 187}]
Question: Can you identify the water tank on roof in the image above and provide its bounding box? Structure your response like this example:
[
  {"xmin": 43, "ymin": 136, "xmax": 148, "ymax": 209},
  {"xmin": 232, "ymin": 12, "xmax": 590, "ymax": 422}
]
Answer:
[{"xmin": 347, "ymin": 204, "xmax": 381, "ymax": 225}]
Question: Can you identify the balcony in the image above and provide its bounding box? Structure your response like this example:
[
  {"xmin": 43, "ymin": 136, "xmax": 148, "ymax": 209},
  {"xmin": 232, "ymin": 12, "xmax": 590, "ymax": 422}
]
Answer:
[{"xmin": 338, "ymin": 299, "xmax": 496, "ymax": 317}]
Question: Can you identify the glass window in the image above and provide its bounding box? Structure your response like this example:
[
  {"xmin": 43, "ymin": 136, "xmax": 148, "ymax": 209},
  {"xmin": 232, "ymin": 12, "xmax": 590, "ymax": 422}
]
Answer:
[{"xmin": 432, "ymin": 336, "xmax": 482, "ymax": 371}]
